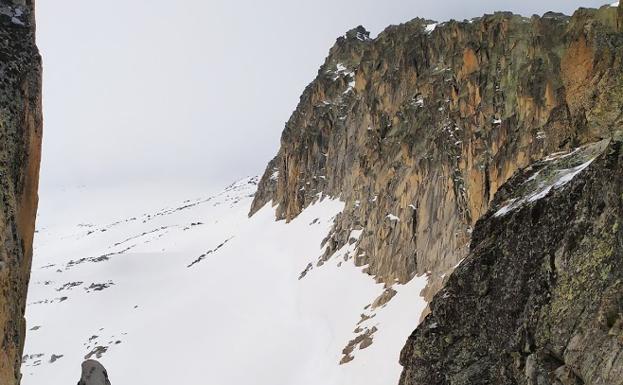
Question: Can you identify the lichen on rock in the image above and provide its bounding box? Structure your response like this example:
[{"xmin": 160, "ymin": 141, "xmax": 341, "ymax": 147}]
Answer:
[{"xmin": 398, "ymin": 140, "xmax": 623, "ymax": 385}]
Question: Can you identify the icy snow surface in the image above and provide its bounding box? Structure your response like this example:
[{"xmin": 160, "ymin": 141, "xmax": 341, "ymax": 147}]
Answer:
[
  {"xmin": 23, "ymin": 177, "xmax": 427, "ymax": 385},
  {"xmin": 494, "ymin": 160, "xmax": 594, "ymax": 217},
  {"xmin": 494, "ymin": 141, "xmax": 606, "ymax": 217}
]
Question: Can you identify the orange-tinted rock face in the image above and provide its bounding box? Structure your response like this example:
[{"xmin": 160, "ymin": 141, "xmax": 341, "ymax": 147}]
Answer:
[
  {"xmin": 252, "ymin": 6, "xmax": 623, "ymax": 303},
  {"xmin": 561, "ymin": 35, "xmax": 594, "ymax": 114},
  {"xmin": 458, "ymin": 48, "xmax": 479, "ymax": 80},
  {"xmin": 0, "ymin": 1, "xmax": 42, "ymax": 384}
]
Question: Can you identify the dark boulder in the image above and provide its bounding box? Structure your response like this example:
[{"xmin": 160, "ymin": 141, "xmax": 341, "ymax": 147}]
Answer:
[{"xmin": 77, "ymin": 360, "xmax": 111, "ymax": 385}]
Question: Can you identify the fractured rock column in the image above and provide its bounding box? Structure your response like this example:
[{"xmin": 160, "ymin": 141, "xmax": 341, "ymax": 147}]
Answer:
[{"xmin": 0, "ymin": 0, "xmax": 43, "ymax": 384}]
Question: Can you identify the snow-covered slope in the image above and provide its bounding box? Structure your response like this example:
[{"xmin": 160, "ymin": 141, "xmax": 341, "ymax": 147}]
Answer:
[{"xmin": 22, "ymin": 177, "xmax": 427, "ymax": 385}]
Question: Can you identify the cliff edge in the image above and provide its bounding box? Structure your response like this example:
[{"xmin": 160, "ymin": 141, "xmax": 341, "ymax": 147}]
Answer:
[
  {"xmin": 252, "ymin": 3, "xmax": 623, "ymax": 306},
  {"xmin": 0, "ymin": 0, "xmax": 42, "ymax": 384}
]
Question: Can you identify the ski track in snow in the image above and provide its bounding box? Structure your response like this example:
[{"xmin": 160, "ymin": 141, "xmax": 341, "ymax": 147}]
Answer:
[{"xmin": 23, "ymin": 177, "xmax": 427, "ymax": 385}]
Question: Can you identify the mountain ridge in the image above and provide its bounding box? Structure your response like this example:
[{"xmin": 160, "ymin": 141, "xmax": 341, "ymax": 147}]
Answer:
[
  {"xmin": 6, "ymin": 1, "xmax": 623, "ymax": 384},
  {"xmin": 252, "ymin": 2, "xmax": 623, "ymax": 307}
]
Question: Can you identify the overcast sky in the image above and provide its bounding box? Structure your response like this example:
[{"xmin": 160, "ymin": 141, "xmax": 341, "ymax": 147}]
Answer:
[{"xmin": 36, "ymin": 0, "xmax": 611, "ymax": 196}]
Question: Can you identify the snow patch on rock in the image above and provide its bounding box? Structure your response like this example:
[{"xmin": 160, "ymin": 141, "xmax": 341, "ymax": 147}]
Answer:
[{"xmin": 494, "ymin": 141, "xmax": 608, "ymax": 217}]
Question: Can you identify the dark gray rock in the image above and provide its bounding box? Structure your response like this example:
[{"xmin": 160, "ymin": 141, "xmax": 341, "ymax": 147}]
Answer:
[
  {"xmin": 77, "ymin": 360, "xmax": 111, "ymax": 385},
  {"xmin": 398, "ymin": 140, "xmax": 623, "ymax": 384}
]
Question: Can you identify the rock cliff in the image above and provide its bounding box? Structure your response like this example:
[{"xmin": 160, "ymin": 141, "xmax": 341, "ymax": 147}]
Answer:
[
  {"xmin": 0, "ymin": 0, "xmax": 42, "ymax": 384},
  {"xmin": 252, "ymin": 3, "xmax": 623, "ymax": 305},
  {"xmin": 399, "ymin": 138, "xmax": 623, "ymax": 385}
]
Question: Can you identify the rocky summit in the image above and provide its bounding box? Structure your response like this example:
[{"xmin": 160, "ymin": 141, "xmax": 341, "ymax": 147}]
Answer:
[
  {"xmin": 252, "ymin": 3, "xmax": 623, "ymax": 307},
  {"xmin": 0, "ymin": 0, "xmax": 42, "ymax": 384}
]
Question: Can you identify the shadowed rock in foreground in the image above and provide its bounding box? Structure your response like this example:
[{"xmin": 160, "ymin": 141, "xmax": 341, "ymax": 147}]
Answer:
[
  {"xmin": 78, "ymin": 360, "xmax": 111, "ymax": 385},
  {"xmin": 399, "ymin": 140, "xmax": 623, "ymax": 384}
]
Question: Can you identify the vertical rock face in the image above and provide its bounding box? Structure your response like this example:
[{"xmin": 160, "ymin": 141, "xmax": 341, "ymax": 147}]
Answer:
[
  {"xmin": 78, "ymin": 360, "xmax": 112, "ymax": 385},
  {"xmin": 399, "ymin": 140, "xmax": 623, "ymax": 385},
  {"xmin": 252, "ymin": 5, "xmax": 623, "ymax": 301},
  {"xmin": 0, "ymin": 1, "xmax": 42, "ymax": 384}
]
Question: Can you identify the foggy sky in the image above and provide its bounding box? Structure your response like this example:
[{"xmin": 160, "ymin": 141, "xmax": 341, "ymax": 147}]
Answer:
[{"xmin": 36, "ymin": 0, "xmax": 612, "ymax": 194}]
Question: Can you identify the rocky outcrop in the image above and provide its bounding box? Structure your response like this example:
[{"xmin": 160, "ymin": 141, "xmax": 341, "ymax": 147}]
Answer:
[
  {"xmin": 398, "ymin": 139, "xmax": 623, "ymax": 385},
  {"xmin": 78, "ymin": 360, "xmax": 111, "ymax": 385},
  {"xmin": 0, "ymin": 1, "xmax": 42, "ymax": 384},
  {"xmin": 252, "ymin": 4, "xmax": 623, "ymax": 304}
]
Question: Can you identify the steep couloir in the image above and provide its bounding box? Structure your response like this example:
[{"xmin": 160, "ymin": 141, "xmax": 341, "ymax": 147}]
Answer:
[
  {"xmin": 252, "ymin": 3, "xmax": 623, "ymax": 305},
  {"xmin": 399, "ymin": 138, "xmax": 623, "ymax": 385},
  {"xmin": 0, "ymin": 1, "xmax": 42, "ymax": 384}
]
